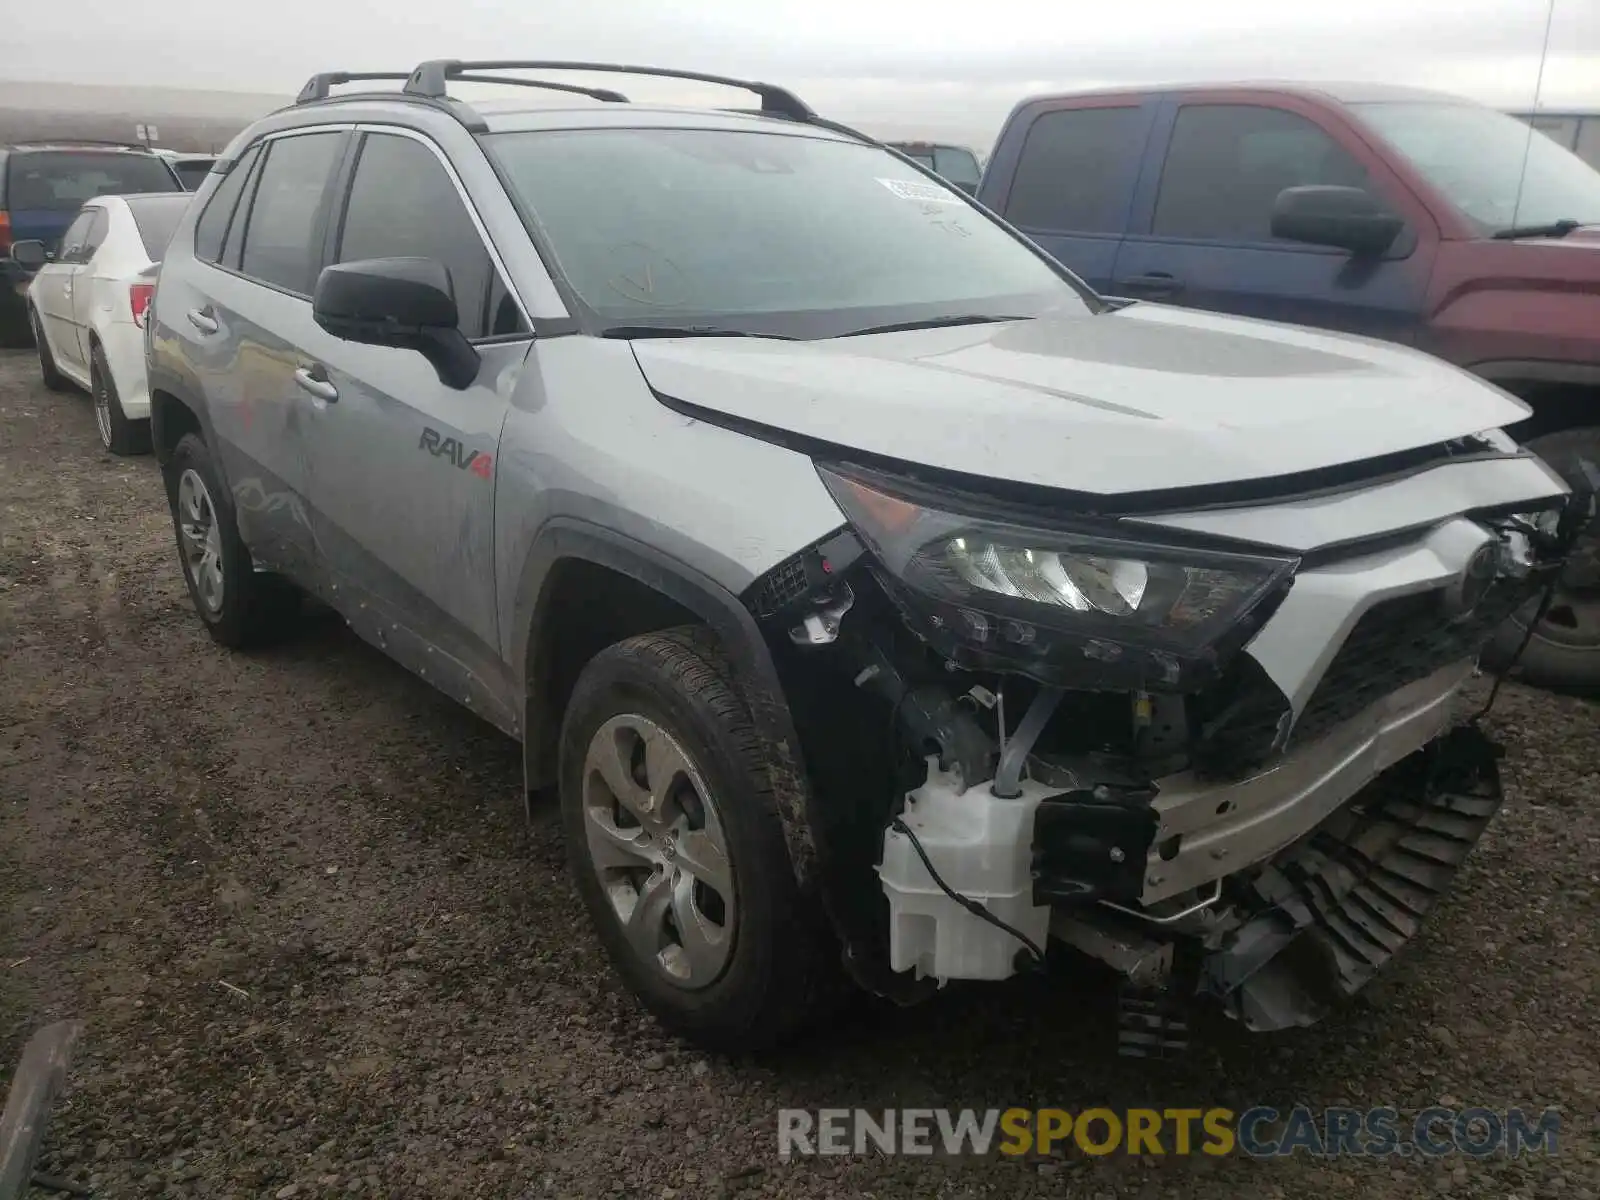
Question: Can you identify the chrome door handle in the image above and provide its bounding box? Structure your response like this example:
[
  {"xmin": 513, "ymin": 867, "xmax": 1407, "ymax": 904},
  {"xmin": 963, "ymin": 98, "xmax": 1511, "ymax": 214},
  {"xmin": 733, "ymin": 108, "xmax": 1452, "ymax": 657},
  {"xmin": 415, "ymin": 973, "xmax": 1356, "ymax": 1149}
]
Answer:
[
  {"xmin": 187, "ymin": 309, "xmax": 219, "ymax": 334},
  {"xmin": 294, "ymin": 365, "xmax": 338, "ymax": 403}
]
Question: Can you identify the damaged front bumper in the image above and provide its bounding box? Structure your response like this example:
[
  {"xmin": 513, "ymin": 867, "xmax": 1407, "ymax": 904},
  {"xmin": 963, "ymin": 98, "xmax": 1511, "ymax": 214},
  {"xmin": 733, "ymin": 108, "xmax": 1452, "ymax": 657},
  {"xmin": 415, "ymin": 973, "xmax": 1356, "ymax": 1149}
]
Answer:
[
  {"xmin": 748, "ymin": 445, "xmax": 1584, "ymax": 1047},
  {"xmin": 879, "ymin": 655, "xmax": 1497, "ymax": 1016},
  {"xmin": 1202, "ymin": 722, "xmax": 1502, "ymax": 1031}
]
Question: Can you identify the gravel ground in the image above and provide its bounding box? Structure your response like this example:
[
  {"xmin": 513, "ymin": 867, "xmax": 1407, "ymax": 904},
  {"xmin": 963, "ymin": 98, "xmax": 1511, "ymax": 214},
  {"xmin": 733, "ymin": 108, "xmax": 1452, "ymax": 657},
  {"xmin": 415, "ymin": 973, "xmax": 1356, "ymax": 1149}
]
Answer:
[{"xmin": 1, "ymin": 345, "xmax": 1598, "ymax": 1200}]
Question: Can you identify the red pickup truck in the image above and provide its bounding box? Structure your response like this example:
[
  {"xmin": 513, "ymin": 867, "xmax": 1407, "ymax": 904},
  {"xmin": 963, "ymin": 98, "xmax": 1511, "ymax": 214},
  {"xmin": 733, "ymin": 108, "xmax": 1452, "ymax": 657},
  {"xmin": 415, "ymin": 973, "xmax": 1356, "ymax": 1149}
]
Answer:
[{"xmin": 976, "ymin": 82, "xmax": 1600, "ymax": 688}]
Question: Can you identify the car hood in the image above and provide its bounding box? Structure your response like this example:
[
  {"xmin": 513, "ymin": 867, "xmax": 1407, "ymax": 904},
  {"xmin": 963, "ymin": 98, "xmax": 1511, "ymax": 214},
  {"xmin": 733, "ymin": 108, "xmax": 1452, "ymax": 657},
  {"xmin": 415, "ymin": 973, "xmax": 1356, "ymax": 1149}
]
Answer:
[{"xmin": 629, "ymin": 302, "xmax": 1532, "ymax": 496}]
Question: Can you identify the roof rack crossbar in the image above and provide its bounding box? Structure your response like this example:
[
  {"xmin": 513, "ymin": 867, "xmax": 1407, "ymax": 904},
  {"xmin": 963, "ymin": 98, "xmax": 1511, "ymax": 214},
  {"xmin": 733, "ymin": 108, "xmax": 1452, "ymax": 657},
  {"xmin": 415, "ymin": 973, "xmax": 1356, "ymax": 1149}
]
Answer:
[
  {"xmin": 404, "ymin": 59, "xmax": 816, "ymax": 121},
  {"xmin": 449, "ymin": 74, "xmax": 629, "ymax": 104},
  {"xmin": 296, "ymin": 71, "xmax": 416, "ymax": 104}
]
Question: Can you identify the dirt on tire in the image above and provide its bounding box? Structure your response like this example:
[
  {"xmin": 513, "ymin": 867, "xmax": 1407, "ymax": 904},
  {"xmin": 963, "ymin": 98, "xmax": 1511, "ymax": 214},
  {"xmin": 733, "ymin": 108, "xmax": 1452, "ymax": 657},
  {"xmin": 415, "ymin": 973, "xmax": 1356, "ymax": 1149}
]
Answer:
[{"xmin": 1, "ymin": 347, "xmax": 1597, "ymax": 1199}]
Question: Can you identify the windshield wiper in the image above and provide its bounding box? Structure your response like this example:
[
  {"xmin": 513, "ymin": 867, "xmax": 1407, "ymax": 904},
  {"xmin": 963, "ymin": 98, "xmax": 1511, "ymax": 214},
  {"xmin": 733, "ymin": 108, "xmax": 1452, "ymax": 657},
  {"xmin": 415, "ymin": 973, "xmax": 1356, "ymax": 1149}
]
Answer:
[
  {"xmin": 834, "ymin": 314, "xmax": 1029, "ymax": 338},
  {"xmin": 597, "ymin": 324, "xmax": 795, "ymax": 340},
  {"xmin": 1491, "ymin": 218, "xmax": 1583, "ymax": 240}
]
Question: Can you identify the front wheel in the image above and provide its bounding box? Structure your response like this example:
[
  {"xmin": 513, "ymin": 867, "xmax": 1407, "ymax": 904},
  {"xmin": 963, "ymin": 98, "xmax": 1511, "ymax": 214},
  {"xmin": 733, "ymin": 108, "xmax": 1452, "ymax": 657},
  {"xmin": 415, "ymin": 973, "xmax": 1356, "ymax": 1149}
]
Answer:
[
  {"xmin": 1484, "ymin": 427, "xmax": 1600, "ymax": 690},
  {"xmin": 29, "ymin": 305, "xmax": 69, "ymax": 393},
  {"xmin": 164, "ymin": 432, "xmax": 298, "ymax": 649},
  {"xmin": 558, "ymin": 627, "xmax": 839, "ymax": 1052}
]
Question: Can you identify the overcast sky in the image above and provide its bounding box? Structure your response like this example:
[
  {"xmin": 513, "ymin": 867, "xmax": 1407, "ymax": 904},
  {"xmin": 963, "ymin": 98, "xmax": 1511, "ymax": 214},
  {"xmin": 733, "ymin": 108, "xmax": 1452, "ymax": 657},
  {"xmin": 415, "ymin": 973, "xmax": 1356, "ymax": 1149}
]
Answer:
[{"xmin": 8, "ymin": 0, "xmax": 1599, "ymax": 148}]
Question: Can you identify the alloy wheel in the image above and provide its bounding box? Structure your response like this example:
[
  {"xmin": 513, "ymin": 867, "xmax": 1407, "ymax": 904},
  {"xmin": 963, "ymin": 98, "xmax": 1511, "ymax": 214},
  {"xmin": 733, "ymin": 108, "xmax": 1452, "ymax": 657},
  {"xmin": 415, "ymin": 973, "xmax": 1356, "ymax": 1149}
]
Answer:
[
  {"xmin": 176, "ymin": 469, "xmax": 225, "ymax": 615},
  {"xmin": 92, "ymin": 370, "xmax": 112, "ymax": 448},
  {"xmin": 580, "ymin": 714, "xmax": 736, "ymax": 989}
]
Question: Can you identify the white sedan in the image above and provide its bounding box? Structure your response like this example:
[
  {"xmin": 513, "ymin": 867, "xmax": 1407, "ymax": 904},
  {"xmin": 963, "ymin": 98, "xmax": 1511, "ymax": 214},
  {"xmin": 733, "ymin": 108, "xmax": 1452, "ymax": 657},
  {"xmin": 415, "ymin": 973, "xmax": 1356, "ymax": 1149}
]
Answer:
[{"xmin": 16, "ymin": 192, "xmax": 192, "ymax": 455}]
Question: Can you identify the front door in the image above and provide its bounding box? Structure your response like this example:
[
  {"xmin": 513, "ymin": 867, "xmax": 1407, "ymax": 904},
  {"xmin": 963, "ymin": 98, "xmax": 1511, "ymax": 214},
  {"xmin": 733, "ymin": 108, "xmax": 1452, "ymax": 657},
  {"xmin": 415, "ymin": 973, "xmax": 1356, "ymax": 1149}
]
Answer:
[
  {"xmin": 302, "ymin": 128, "xmax": 532, "ymax": 728},
  {"xmin": 1111, "ymin": 98, "xmax": 1437, "ymax": 343},
  {"xmin": 33, "ymin": 208, "xmax": 93, "ymax": 371}
]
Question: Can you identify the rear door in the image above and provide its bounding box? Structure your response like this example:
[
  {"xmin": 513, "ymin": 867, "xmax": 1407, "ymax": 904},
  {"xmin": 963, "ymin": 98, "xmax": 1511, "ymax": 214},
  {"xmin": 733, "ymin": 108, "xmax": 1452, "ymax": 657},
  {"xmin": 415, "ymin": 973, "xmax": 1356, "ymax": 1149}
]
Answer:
[
  {"xmin": 172, "ymin": 129, "xmax": 348, "ymax": 589},
  {"xmin": 1110, "ymin": 96, "xmax": 1438, "ymax": 341},
  {"xmin": 977, "ymin": 97, "xmax": 1159, "ymax": 293},
  {"xmin": 301, "ymin": 127, "xmax": 531, "ymax": 724},
  {"xmin": 66, "ymin": 206, "xmax": 111, "ymax": 364}
]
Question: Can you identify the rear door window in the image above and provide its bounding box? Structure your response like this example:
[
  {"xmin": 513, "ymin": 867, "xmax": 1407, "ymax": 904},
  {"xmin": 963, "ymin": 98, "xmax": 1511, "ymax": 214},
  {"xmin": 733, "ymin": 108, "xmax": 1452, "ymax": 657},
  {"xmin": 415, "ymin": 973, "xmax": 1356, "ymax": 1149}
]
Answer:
[
  {"xmin": 6, "ymin": 151, "xmax": 181, "ymax": 210},
  {"xmin": 1004, "ymin": 107, "xmax": 1147, "ymax": 233},
  {"xmin": 193, "ymin": 143, "xmax": 262, "ymax": 264},
  {"xmin": 334, "ymin": 131, "xmax": 526, "ymax": 338},
  {"xmin": 1152, "ymin": 104, "xmax": 1370, "ymax": 243},
  {"xmin": 236, "ymin": 132, "xmax": 344, "ymax": 295},
  {"xmin": 55, "ymin": 210, "xmax": 96, "ymax": 263},
  {"xmin": 80, "ymin": 209, "xmax": 110, "ymax": 260}
]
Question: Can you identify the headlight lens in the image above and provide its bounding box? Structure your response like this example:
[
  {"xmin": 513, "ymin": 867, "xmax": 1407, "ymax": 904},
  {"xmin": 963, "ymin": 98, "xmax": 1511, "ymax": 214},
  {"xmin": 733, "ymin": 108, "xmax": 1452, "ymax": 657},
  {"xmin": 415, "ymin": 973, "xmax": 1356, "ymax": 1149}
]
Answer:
[{"xmin": 818, "ymin": 464, "xmax": 1298, "ymax": 688}]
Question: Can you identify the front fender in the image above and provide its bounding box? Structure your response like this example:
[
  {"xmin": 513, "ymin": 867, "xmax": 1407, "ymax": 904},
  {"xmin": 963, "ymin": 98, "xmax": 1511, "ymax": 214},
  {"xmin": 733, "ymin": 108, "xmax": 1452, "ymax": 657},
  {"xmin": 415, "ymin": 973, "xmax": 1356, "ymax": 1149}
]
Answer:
[{"xmin": 511, "ymin": 518, "xmax": 819, "ymax": 884}]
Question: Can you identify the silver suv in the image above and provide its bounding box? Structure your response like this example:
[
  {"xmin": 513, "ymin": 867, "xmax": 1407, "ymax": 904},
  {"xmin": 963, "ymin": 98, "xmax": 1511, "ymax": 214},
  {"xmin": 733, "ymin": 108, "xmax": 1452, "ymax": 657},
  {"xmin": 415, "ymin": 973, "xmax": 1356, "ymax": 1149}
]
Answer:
[{"xmin": 147, "ymin": 60, "xmax": 1592, "ymax": 1056}]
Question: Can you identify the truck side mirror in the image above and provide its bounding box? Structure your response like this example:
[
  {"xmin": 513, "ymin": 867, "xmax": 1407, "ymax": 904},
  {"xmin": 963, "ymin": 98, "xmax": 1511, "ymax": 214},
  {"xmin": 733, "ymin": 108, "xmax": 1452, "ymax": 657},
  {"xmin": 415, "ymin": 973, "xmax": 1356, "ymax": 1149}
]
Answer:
[{"xmin": 1271, "ymin": 186, "xmax": 1405, "ymax": 256}]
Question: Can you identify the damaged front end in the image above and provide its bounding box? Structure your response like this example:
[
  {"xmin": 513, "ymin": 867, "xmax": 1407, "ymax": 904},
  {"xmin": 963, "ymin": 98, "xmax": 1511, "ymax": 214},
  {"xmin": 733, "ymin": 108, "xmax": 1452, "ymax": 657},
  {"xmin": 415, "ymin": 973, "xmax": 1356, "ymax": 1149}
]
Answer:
[{"xmin": 743, "ymin": 451, "xmax": 1591, "ymax": 1054}]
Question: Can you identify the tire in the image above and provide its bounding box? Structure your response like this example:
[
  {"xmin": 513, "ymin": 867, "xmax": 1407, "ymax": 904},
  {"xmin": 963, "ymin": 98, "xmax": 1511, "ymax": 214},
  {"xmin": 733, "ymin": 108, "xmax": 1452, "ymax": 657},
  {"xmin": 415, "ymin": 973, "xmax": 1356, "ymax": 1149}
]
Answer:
[
  {"xmin": 558, "ymin": 626, "xmax": 839, "ymax": 1052},
  {"xmin": 164, "ymin": 432, "xmax": 298, "ymax": 649},
  {"xmin": 29, "ymin": 305, "xmax": 70, "ymax": 393},
  {"xmin": 1483, "ymin": 426, "xmax": 1600, "ymax": 690},
  {"xmin": 91, "ymin": 343, "xmax": 151, "ymax": 456}
]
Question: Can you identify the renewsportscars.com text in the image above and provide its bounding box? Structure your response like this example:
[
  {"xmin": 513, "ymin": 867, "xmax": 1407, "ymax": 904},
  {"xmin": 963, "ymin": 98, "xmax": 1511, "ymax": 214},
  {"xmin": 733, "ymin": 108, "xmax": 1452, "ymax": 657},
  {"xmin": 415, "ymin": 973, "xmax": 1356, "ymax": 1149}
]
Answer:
[{"xmin": 777, "ymin": 1106, "xmax": 1561, "ymax": 1160}]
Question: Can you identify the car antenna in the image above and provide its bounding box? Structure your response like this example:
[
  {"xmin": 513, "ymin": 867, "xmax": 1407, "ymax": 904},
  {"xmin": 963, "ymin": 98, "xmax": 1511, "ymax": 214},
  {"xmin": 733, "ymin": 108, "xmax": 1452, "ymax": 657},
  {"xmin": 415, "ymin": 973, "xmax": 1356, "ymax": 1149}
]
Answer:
[{"xmin": 1509, "ymin": 0, "xmax": 1559, "ymax": 232}]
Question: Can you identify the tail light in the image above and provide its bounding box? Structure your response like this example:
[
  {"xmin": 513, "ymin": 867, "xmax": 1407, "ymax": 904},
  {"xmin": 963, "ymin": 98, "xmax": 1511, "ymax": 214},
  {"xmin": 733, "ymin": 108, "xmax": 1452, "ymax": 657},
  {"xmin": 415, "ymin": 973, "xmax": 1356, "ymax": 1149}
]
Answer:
[
  {"xmin": 0, "ymin": 211, "xmax": 10, "ymax": 255},
  {"xmin": 129, "ymin": 282, "xmax": 155, "ymax": 329}
]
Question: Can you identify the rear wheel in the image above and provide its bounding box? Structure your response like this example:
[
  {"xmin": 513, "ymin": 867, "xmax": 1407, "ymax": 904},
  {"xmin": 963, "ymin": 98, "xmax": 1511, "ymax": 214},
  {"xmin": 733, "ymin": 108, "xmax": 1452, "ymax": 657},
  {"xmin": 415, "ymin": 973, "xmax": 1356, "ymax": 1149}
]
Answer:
[
  {"xmin": 558, "ymin": 627, "xmax": 839, "ymax": 1052},
  {"xmin": 29, "ymin": 305, "xmax": 69, "ymax": 393},
  {"xmin": 1485, "ymin": 427, "xmax": 1600, "ymax": 690},
  {"xmin": 164, "ymin": 432, "xmax": 298, "ymax": 648},
  {"xmin": 91, "ymin": 344, "xmax": 150, "ymax": 456}
]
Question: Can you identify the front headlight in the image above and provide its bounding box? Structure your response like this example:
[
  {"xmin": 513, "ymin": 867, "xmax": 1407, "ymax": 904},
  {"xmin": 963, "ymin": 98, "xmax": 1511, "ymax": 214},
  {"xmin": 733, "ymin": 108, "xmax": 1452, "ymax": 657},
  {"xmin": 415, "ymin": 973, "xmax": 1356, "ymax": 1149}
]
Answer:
[{"xmin": 818, "ymin": 464, "xmax": 1298, "ymax": 689}]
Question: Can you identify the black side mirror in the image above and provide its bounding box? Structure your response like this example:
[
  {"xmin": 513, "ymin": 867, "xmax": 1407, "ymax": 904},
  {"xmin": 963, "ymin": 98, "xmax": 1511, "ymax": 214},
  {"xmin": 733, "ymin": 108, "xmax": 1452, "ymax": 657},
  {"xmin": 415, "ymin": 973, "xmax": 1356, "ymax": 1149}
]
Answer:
[
  {"xmin": 312, "ymin": 257, "xmax": 480, "ymax": 390},
  {"xmin": 10, "ymin": 240, "xmax": 48, "ymax": 270},
  {"xmin": 1271, "ymin": 186, "xmax": 1405, "ymax": 256},
  {"xmin": 952, "ymin": 180, "xmax": 978, "ymax": 197}
]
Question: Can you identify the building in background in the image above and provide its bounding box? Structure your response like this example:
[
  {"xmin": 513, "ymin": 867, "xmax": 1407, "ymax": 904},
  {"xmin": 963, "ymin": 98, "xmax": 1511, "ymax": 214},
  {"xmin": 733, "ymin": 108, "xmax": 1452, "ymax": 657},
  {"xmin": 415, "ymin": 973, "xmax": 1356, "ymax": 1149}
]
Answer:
[
  {"xmin": 0, "ymin": 81, "xmax": 286, "ymax": 152},
  {"xmin": 1508, "ymin": 108, "xmax": 1600, "ymax": 170}
]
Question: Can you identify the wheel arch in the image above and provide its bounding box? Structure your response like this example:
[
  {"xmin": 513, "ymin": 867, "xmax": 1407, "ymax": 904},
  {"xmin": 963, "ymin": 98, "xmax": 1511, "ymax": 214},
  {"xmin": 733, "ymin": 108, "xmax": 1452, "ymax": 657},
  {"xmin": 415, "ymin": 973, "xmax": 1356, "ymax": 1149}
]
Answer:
[
  {"xmin": 146, "ymin": 367, "xmax": 214, "ymax": 469},
  {"xmin": 512, "ymin": 518, "xmax": 818, "ymax": 881}
]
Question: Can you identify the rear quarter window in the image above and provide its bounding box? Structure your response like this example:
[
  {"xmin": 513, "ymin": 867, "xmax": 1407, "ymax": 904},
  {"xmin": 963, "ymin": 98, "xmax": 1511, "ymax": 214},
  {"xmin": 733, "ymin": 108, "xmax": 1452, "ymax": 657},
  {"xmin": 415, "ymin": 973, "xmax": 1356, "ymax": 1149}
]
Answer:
[
  {"xmin": 5, "ymin": 152, "xmax": 181, "ymax": 210},
  {"xmin": 127, "ymin": 195, "xmax": 192, "ymax": 261}
]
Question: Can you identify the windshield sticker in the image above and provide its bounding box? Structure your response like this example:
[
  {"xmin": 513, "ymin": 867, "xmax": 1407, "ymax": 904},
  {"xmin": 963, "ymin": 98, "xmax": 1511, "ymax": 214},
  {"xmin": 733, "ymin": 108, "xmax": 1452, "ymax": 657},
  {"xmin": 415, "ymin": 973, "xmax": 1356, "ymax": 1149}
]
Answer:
[{"xmin": 877, "ymin": 178, "xmax": 965, "ymax": 205}]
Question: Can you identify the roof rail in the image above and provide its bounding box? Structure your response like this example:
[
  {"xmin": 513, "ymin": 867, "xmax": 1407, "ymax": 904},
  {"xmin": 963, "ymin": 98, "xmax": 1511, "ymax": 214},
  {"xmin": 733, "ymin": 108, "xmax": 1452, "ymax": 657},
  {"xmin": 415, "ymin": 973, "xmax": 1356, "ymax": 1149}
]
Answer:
[
  {"xmin": 296, "ymin": 71, "xmax": 415, "ymax": 104},
  {"xmin": 404, "ymin": 60, "xmax": 817, "ymax": 122},
  {"xmin": 451, "ymin": 74, "xmax": 629, "ymax": 104}
]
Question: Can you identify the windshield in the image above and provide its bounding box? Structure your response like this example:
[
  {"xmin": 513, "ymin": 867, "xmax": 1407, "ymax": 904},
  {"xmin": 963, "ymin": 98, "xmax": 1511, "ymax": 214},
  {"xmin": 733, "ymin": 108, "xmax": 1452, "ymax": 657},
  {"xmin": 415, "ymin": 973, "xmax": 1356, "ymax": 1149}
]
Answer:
[
  {"xmin": 485, "ymin": 127, "xmax": 1087, "ymax": 338},
  {"xmin": 1353, "ymin": 101, "xmax": 1600, "ymax": 233},
  {"xmin": 6, "ymin": 152, "xmax": 181, "ymax": 211}
]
